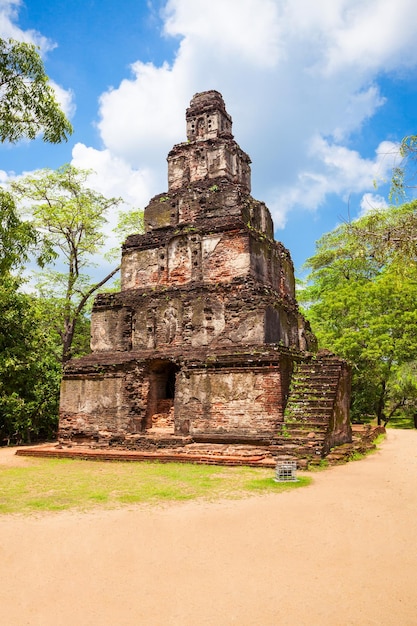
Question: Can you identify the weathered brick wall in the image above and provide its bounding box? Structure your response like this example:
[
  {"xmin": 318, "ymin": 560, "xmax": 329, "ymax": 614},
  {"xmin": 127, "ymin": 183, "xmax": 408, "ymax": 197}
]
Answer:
[
  {"xmin": 90, "ymin": 308, "xmax": 132, "ymax": 352},
  {"xmin": 59, "ymin": 373, "xmax": 127, "ymax": 439},
  {"xmin": 186, "ymin": 90, "xmax": 233, "ymax": 142},
  {"xmin": 121, "ymin": 225, "xmax": 296, "ymax": 297},
  {"xmin": 121, "ymin": 230, "xmax": 251, "ymax": 290},
  {"xmin": 59, "ymin": 364, "xmax": 149, "ymax": 441},
  {"xmin": 167, "ymin": 140, "xmax": 251, "ymax": 192},
  {"xmin": 92, "ymin": 282, "xmax": 301, "ymax": 352},
  {"xmin": 175, "ymin": 366, "xmax": 284, "ymax": 436},
  {"xmin": 121, "ymin": 248, "xmax": 160, "ymax": 290}
]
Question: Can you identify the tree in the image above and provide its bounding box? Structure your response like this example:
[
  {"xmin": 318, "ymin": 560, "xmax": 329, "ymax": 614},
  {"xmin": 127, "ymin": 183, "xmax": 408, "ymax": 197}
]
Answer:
[
  {"xmin": 390, "ymin": 135, "xmax": 417, "ymax": 201},
  {"xmin": 385, "ymin": 361, "xmax": 417, "ymax": 428},
  {"xmin": 11, "ymin": 164, "xmax": 124, "ymax": 364},
  {"xmin": 301, "ymin": 212, "xmax": 417, "ymax": 426},
  {"xmin": 0, "ymin": 37, "xmax": 72, "ymax": 144},
  {"xmin": 0, "ymin": 189, "xmax": 38, "ymax": 273},
  {"xmin": 0, "ymin": 275, "xmax": 62, "ymax": 444},
  {"xmin": 345, "ymin": 200, "xmax": 417, "ymax": 265}
]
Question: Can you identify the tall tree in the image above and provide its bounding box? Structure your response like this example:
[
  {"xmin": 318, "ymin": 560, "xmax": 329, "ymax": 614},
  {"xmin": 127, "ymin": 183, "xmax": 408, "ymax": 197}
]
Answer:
[
  {"xmin": 345, "ymin": 200, "xmax": 417, "ymax": 265},
  {"xmin": 0, "ymin": 277, "xmax": 62, "ymax": 444},
  {"xmin": 0, "ymin": 37, "xmax": 73, "ymax": 144},
  {"xmin": 301, "ymin": 209, "xmax": 417, "ymax": 426},
  {"xmin": 12, "ymin": 164, "xmax": 123, "ymax": 364},
  {"xmin": 0, "ymin": 189, "xmax": 38, "ymax": 273}
]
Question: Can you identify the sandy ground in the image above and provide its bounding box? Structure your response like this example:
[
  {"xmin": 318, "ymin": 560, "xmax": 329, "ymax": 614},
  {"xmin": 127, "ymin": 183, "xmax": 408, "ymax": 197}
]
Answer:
[{"xmin": 0, "ymin": 430, "xmax": 416, "ymax": 626}]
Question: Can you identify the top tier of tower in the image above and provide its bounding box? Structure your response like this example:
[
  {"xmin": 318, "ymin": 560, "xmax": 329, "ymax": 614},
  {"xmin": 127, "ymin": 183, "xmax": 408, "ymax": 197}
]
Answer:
[
  {"xmin": 185, "ymin": 90, "xmax": 233, "ymax": 141},
  {"xmin": 166, "ymin": 90, "xmax": 252, "ymax": 194}
]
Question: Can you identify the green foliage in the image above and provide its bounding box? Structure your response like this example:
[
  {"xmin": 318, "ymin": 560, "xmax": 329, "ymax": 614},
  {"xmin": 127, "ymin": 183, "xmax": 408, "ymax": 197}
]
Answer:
[
  {"xmin": 0, "ymin": 162, "xmax": 143, "ymax": 440},
  {"xmin": 0, "ymin": 38, "xmax": 72, "ymax": 144},
  {"xmin": 345, "ymin": 200, "xmax": 417, "ymax": 264},
  {"xmin": 106, "ymin": 207, "xmax": 144, "ymax": 261},
  {"xmin": 0, "ymin": 275, "xmax": 61, "ymax": 444},
  {"xmin": 0, "ymin": 189, "xmax": 38, "ymax": 273},
  {"xmin": 11, "ymin": 164, "xmax": 123, "ymax": 363},
  {"xmin": 389, "ymin": 135, "xmax": 417, "ymax": 202},
  {"xmin": 301, "ymin": 205, "xmax": 417, "ymax": 425},
  {"xmin": 385, "ymin": 362, "xmax": 417, "ymax": 428}
]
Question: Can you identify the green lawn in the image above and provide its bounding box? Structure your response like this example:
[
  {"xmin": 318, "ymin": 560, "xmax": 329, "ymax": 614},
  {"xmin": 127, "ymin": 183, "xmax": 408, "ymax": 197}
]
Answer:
[{"xmin": 0, "ymin": 457, "xmax": 311, "ymax": 515}]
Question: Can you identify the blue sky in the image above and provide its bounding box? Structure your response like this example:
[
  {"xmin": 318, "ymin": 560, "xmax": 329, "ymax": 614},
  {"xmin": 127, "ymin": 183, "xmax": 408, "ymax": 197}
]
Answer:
[{"xmin": 1, "ymin": 0, "xmax": 417, "ymax": 274}]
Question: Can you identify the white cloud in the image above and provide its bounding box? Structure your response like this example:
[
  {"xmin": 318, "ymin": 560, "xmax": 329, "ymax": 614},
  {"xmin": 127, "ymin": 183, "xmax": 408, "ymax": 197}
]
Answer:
[
  {"xmin": 321, "ymin": 0, "xmax": 417, "ymax": 74},
  {"xmin": 97, "ymin": 60, "xmax": 188, "ymax": 170},
  {"xmin": 90, "ymin": 0, "xmax": 417, "ymax": 232},
  {"xmin": 359, "ymin": 193, "xmax": 388, "ymax": 216},
  {"xmin": 49, "ymin": 80, "xmax": 76, "ymax": 119},
  {"xmin": 6, "ymin": 0, "xmax": 417, "ymax": 242},
  {"xmin": 267, "ymin": 139, "xmax": 400, "ymax": 227},
  {"xmin": 0, "ymin": 0, "xmax": 53, "ymax": 51},
  {"xmin": 71, "ymin": 143, "xmax": 156, "ymax": 254},
  {"xmin": 163, "ymin": 0, "xmax": 283, "ymax": 68},
  {"xmin": 71, "ymin": 143, "xmax": 155, "ymax": 211}
]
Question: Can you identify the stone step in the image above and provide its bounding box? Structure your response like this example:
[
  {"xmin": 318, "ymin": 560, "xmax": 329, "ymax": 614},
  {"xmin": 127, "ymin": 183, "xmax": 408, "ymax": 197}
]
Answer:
[
  {"xmin": 275, "ymin": 431, "xmax": 326, "ymax": 443},
  {"xmin": 295, "ymin": 367, "xmax": 340, "ymax": 378},
  {"xmin": 291, "ymin": 376, "xmax": 340, "ymax": 386},
  {"xmin": 289, "ymin": 389, "xmax": 336, "ymax": 397},
  {"xmin": 281, "ymin": 422, "xmax": 328, "ymax": 435},
  {"xmin": 285, "ymin": 410, "xmax": 334, "ymax": 420},
  {"xmin": 283, "ymin": 416, "xmax": 330, "ymax": 424},
  {"xmin": 286, "ymin": 401, "xmax": 334, "ymax": 410}
]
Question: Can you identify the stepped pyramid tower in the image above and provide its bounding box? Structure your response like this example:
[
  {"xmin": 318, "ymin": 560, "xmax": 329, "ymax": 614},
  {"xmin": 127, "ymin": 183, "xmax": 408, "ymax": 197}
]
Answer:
[{"xmin": 59, "ymin": 91, "xmax": 352, "ymax": 464}]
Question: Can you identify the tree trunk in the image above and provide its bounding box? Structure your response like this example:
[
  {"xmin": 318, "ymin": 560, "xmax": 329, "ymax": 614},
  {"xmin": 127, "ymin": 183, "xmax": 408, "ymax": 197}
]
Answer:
[
  {"xmin": 376, "ymin": 380, "xmax": 386, "ymax": 426},
  {"xmin": 62, "ymin": 319, "xmax": 76, "ymax": 365}
]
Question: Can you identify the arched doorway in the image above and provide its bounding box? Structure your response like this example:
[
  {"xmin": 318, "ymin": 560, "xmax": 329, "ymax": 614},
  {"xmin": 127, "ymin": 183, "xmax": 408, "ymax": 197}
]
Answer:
[{"xmin": 144, "ymin": 360, "xmax": 179, "ymax": 432}]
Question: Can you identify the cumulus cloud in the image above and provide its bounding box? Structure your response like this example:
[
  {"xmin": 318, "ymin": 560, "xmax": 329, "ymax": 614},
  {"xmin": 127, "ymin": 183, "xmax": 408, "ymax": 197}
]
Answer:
[
  {"xmin": 320, "ymin": 0, "xmax": 417, "ymax": 74},
  {"xmin": 359, "ymin": 193, "xmax": 388, "ymax": 216},
  {"xmin": 267, "ymin": 139, "xmax": 400, "ymax": 227},
  {"xmin": 86, "ymin": 0, "xmax": 417, "ymax": 234},
  {"xmin": 97, "ymin": 60, "xmax": 188, "ymax": 170},
  {"xmin": 6, "ymin": 0, "xmax": 417, "ymax": 240},
  {"xmin": 71, "ymin": 143, "xmax": 156, "ymax": 256},
  {"xmin": 163, "ymin": 0, "xmax": 283, "ymax": 68},
  {"xmin": 49, "ymin": 80, "xmax": 76, "ymax": 119},
  {"xmin": 72, "ymin": 143, "xmax": 155, "ymax": 208},
  {"xmin": 0, "ymin": 0, "xmax": 52, "ymax": 50}
]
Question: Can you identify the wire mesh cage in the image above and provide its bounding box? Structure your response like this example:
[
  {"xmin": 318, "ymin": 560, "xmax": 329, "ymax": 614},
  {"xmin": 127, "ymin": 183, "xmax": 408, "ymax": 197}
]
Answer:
[{"xmin": 274, "ymin": 460, "xmax": 298, "ymax": 482}]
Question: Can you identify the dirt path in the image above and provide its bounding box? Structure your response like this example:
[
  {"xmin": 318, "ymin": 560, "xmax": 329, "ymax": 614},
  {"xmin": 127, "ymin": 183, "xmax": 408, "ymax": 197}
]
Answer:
[{"xmin": 0, "ymin": 430, "xmax": 416, "ymax": 626}]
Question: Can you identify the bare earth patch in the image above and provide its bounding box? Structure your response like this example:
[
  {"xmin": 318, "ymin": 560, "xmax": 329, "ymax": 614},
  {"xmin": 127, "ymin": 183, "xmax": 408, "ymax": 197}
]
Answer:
[{"xmin": 0, "ymin": 429, "xmax": 416, "ymax": 625}]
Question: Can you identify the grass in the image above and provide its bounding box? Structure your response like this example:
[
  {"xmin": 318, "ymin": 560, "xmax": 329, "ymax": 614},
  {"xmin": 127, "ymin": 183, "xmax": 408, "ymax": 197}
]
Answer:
[
  {"xmin": 386, "ymin": 415, "xmax": 415, "ymax": 429},
  {"xmin": 372, "ymin": 433, "xmax": 386, "ymax": 446},
  {"xmin": 0, "ymin": 457, "xmax": 312, "ymax": 515}
]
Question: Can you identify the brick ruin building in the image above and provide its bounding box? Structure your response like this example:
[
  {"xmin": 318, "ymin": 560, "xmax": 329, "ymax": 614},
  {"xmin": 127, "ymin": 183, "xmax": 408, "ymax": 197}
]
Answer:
[{"xmin": 58, "ymin": 90, "xmax": 352, "ymax": 465}]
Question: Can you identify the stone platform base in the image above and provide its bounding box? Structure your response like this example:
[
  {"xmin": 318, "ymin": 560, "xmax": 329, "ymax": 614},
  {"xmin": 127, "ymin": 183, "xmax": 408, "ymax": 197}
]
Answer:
[
  {"xmin": 16, "ymin": 442, "xmax": 277, "ymax": 467},
  {"xmin": 15, "ymin": 425, "xmax": 384, "ymax": 468}
]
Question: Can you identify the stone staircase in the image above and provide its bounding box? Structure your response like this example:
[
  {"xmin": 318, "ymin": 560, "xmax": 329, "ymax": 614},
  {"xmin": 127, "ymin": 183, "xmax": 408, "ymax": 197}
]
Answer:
[{"xmin": 274, "ymin": 356, "xmax": 349, "ymax": 461}]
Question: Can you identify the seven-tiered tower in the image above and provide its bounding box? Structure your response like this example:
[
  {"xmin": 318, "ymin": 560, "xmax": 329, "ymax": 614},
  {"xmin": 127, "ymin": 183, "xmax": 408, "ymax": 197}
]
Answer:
[{"xmin": 59, "ymin": 91, "xmax": 351, "ymax": 461}]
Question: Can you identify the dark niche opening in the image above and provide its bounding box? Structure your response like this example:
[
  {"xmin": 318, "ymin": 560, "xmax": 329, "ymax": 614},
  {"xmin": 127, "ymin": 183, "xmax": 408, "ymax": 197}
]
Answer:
[{"xmin": 144, "ymin": 360, "xmax": 179, "ymax": 431}]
